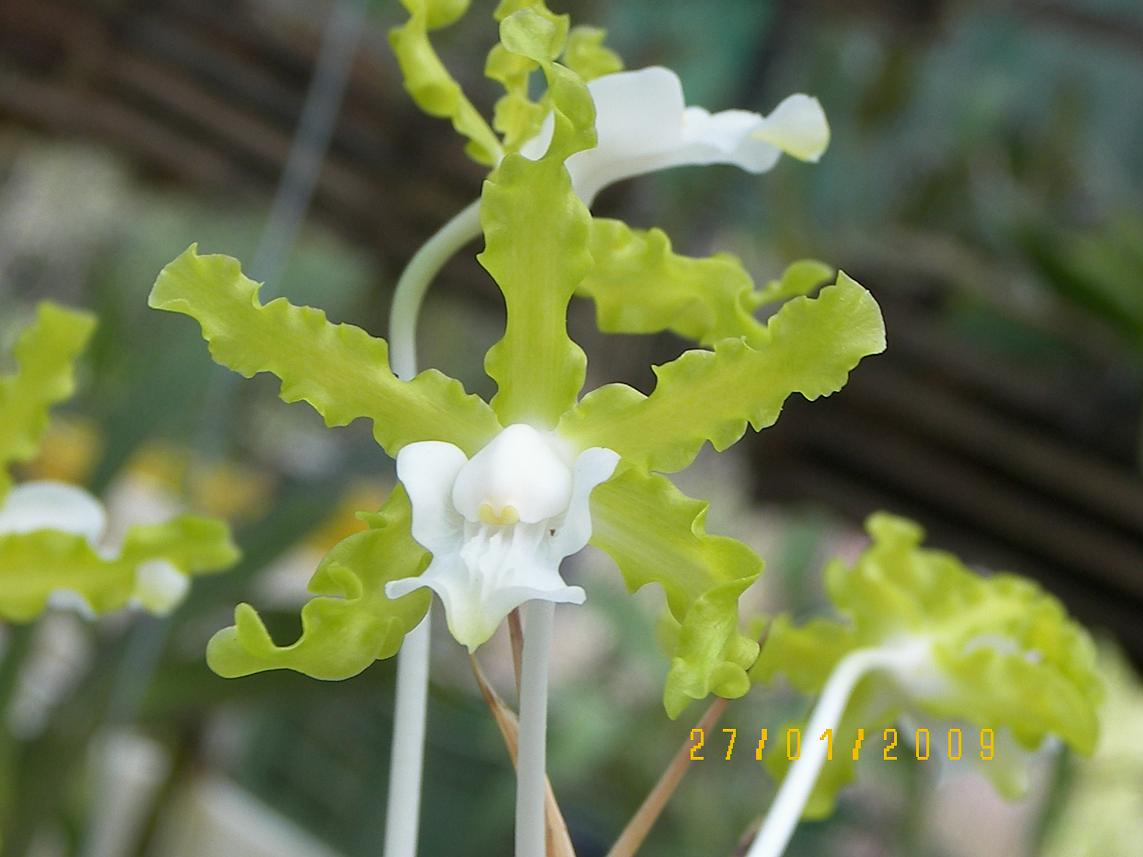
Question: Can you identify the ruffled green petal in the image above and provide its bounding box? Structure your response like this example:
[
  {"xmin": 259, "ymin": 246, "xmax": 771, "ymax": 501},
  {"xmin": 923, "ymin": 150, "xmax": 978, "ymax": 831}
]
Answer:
[
  {"xmin": 752, "ymin": 259, "xmax": 835, "ymax": 311},
  {"xmin": 485, "ymin": 2, "xmax": 566, "ymax": 152},
  {"xmin": 579, "ymin": 220, "xmax": 836, "ymax": 347},
  {"xmin": 150, "ymin": 246, "xmax": 501, "ymax": 457},
  {"xmin": 206, "ymin": 487, "xmax": 431, "ymax": 679},
  {"xmin": 559, "ymin": 273, "xmax": 885, "ymax": 472},
  {"xmin": 0, "ymin": 516, "xmax": 237, "ymax": 621},
  {"xmin": 562, "ymin": 26, "xmax": 623, "ymax": 81},
  {"xmin": 479, "ymin": 11, "xmax": 596, "ymax": 427},
  {"xmin": 578, "ymin": 219, "xmax": 757, "ymax": 345},
  {"xmin": 0, "ymin": 303, "xmax": 95, "ymax": 497},
  {"xmin": 588, "ymin": 462, "xmax": 761, "ymax": 717},
  {"xmin": 389, "ymin": 0, "xmax": 502, "ymax": 165}
]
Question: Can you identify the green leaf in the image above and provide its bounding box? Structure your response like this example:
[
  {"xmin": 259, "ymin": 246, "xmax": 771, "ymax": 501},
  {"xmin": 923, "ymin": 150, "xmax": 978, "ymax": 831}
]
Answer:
[
  {"xmin": 589, "ymin": 462, "xmax": 761, "ymax": 717},
  {"xmin": 559, "ymin": 273, "xmax": 885, "ymax": 472},
  {"xmin": 0, "ymin": 303, "xmax": 95, "ymax": 497},
  {"xmin": 206, "ymin": 487, "xmax": 431, "ymax": 679},
  {"xmin": 0, "ymin": 516, "xmax": 237, "ymax": 621},
  {"xmin": 753, "ymin": 513, "xmax": 1104, "ymax": 816},
  {"xmin": 389, "ymin": 0, "xmax": 502, "ymax": 165},
  {"xmin": 562, "ymin": 26, "xmax": 623, "ymax": 81},
  {"xmin": 150, "ymin": 246, "xmax": 501, "ymax": 457},
  {"xmin": 479, "ymin": 39, "xmax": 596, "ymax": 427}
]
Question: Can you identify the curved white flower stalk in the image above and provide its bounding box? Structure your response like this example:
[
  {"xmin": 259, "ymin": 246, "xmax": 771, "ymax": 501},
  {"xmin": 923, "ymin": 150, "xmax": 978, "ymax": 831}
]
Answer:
[
  {"xmin": 746, "ymin": 514, "xmax": 1103, "ymax": 857},
  {"xmin": 387, "ymin": 424, "xmax": 618, "ymax": 650}
]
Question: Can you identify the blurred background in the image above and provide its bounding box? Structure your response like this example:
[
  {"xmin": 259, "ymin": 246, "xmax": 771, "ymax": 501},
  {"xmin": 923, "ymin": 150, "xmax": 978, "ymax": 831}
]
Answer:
[{"xmin": 1, "ymin": 0, "xmax": 1142, "ymax": 855}]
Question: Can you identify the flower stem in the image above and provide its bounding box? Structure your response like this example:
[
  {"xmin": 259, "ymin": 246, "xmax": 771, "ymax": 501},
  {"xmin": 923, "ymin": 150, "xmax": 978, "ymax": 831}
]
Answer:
[
  {"xmin": 382, "ymin": 198, "xmax": 481, "ymax": 857},
  {"xmin": 388, "ymin": 199, "xmax": 482, "ymax": 381},
  {"xmin": 744, "ymin": 644, "xmax": 926, "ymax": 857},
  {"xmin": 384, "ymin": 613, "xmax": 431, "ymax": 857},
  {"xmin": 516, "ymin": 600, "xmax": 555, "ymax": 857}
]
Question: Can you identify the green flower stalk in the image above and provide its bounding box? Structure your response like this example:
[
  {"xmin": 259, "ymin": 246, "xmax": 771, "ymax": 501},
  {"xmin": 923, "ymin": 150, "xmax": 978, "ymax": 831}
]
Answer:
[
  {"xmin": 151, "ymin": 7, "xmax": 883, "ymax": 857},
  {"xmin": 0, "ymin": 304, "xmax": 238, "ymax": 620},
  {"xmin": 745, "ymin": 514, "xmax": 1103, "ymax": 857}
]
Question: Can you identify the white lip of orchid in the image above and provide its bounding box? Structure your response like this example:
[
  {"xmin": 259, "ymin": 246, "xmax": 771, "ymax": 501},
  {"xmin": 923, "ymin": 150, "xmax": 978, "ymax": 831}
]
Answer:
[
  {"xmin": 520, "ymin": 66, "xmax": 830, "ymax": 204},
  {"xmin": 0, "ymin": 479, "xmax": 190, "ymax": 616},
  {"xmin": 386, "ymin": 424, "xmax": 619, "ymax": 651}
]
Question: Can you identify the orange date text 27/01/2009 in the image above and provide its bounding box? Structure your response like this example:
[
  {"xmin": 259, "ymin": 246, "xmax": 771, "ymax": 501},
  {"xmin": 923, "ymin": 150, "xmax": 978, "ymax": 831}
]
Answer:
[{"xmin": 687, "ymin": 727, "xmax": 998, "ymax": 763}]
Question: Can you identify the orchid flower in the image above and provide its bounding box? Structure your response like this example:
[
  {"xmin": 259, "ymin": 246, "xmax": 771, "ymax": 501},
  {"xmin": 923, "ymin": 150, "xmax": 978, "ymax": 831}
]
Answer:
[
  {"xmin": 745, "ymin": 514, "xmax": 1102, "ymax": 857},
  {"xmin": 387, "ymin": 0, "xmax": 834, "ymax": 375},
  {"xmin": 152, "ymin": 7, "xmax": 880, "ymax": 840},
  {"xmin": 0, "ymin": 304, "xmax": 238, "ymax": 620},
  {"xmin": 152, "ymin": 9, "xmax": 882, "ymax": 857},
  {"xmin": 519, "ymin": 66, "xmax": 828, "ymax": 205}
]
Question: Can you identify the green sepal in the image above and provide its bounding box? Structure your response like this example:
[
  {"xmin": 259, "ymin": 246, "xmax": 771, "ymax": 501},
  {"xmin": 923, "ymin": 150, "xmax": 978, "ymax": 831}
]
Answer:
[
  {"xmin": 479, "ymin": 27, "xmax": 596, "ymax": 427},
  {"xmin": 0, "ymin": 303, "xmax": 95, "ymax": 497},
  {"xmin": 150, "ymin": 246, "xmax": 501, "ymax": 457},
  {"xmin": 0, "ymin": 516, "xmax": 237, "ymax": 621},
  {"xmin": 559, "ymin": 273, "xmax": 886, "ymax": 472},
  {"xmin": 753, "ymin": 513, "xmax": 1104, "ymax": 816},
  {"xmin": 389, "ymin": 0, "xmax": 502, "ymax": 165},
  {"xmin": 752, "ymin": 259, "xmax": 835, "ymax": 310},
  {"xmin": 579, "ymin": 221, "xmax": 837, "ymax": 347},
  {"xmin": 207, "ymin": 486, "xmax": 431, "ymax": 680},
  {"xmin": 589, "ymin": 462, "xmax": 761, "ymax": 717},
  {"xmin": 562, "ymin": 26, "xmax": 623, "ymax": 81},
  {"xmin": 578, "ymin": 218, "xmax": 758, "ymax": 346}
]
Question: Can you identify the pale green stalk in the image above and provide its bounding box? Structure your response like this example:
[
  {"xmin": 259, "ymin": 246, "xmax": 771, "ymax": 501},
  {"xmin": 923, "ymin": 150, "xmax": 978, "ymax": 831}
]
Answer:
[
  {"xmin": 515, "ymin": 600, "xmax": 555, "ymax": 857},
  {"xmin": 383, "ymin": 198, "xmax": 480, "ymax": 857},
  {"xmin": 745, "ymin": 643, "xmax": 928, "ymax": 857},
  {"xmin": 388, "ymin": 200, "xmax": 482, "ymax": 376},
  {"xmin": 384, "ymin": 613, "xmax": 431, "ymax": 857}
]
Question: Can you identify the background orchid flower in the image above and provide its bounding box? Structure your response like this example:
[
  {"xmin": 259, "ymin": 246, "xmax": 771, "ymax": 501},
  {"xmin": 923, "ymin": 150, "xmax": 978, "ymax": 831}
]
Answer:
[
  {"xmin": 745, "ymin": 513, "xmax": 1102, "ymax": 857},
  {"xmin": 150, "ymin": 9, "xmax": 885, "ymax": 722},
  {"xmin": 0, "ymin": 304, "xmax": 239, "ymax": 620}
]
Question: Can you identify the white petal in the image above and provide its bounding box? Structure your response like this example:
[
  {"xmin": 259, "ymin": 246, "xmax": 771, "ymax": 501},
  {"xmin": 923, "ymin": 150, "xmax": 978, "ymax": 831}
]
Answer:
[
  {"xmin": 752, "ymin": 94, "xmax": 830, "ymax": 162},
  {"xmin": 132, "ymin": 559, "xmax": 189, "ymax": 615},
  {"xmin": 0, "ymin": 481, "xmax": 106, "ymax": 545},
  {"xmin": 586, "ymin": 66, "xmax": 686, "ymax": 158},
  {"xmin": 549, "ymin": 447, "xmax": 620, "ymax": 558},
  {"xmin": 387, "ymin": 552, "xmax": 583, "ymax": 651},
  {"xmin": 679, "ymin": 107, "xmax": 783, "ymax": 172},
  {"xmin": 451, "ymin": 425, "xmax": 572, "ymax": 525},
  {"xmin": 396, "ymin": 441, "xmax": 468, "ymax": 555},
  {"xmin": 563, "ymin": 67, "xmax": 688, "ymax": 203}
]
